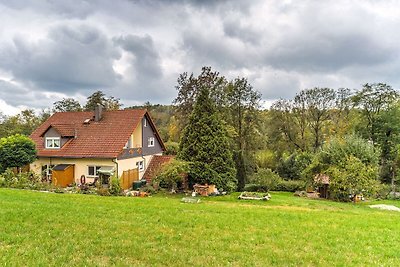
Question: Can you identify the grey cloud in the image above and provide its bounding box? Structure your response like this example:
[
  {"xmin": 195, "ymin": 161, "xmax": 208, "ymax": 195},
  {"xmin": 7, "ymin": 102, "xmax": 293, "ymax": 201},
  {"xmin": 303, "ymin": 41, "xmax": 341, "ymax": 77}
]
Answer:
[
  {"xmin": 113, "ymin": 34, "xmax": 171, "ymax": 103},
  {"xmin": 0, "ymin": 0, "xmax": 93, "ymax": 19},
  {"xmin": 0, "ymin": 24, "xmax": 120, "ymax": 93},
  {"xmin": 114, "ymin": 34, "xmax": 162, "ymax": 79}
]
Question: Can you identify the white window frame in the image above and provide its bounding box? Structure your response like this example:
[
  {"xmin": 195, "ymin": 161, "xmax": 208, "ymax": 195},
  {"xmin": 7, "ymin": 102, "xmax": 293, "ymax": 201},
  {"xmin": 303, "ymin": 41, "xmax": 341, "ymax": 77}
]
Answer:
[
  {"xmin": 87, "ymin": 166, "xmax": 101, "ymax": 177},
  {"xmin": 136, "ymin": 160, "xmax": 145, "ymax": 172},
  {"xmin": 144, "ymin": 118, "xmax": 147, "ymax": 127},
  {"xmin": 45, "ymin": 137, "xmax": 61, "ymax": 149},
  {"xmin": 42, "ymin": 164, "xmax": 54, "ymax": 180},
  {"xmin": 148, "ymin": 137, "xmax": 155, "ymax": 147}
]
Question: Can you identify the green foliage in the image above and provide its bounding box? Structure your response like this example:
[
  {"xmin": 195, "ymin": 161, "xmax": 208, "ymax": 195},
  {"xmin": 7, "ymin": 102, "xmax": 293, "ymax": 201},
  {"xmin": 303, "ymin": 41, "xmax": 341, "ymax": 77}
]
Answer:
[
  {"xmin": 164, "ymin": 141, "xmax": 179, "ymax": 155},
  {"xmin": 0, "ymin": 169, "xmax": 53, "ymax": 191},
  {"xmin": 305, "ymin": 135, "xmax": 380, "ymax": 201},
  {"xmin": 84, "ymin": 90, "xmax": 122, "ymax": 111},
  {"xmin": 53, "ymin": 98, "xmax": 82, "ymax": 112},
  {"xmin": 277, "ymin": 151, "xmax": 313, "ymax": 180},
  {"xmin": 154, "ymin": 160, "xmax": 189, "ymax": 190},
  {"xmin": 178, "ymin": 87, "xmax": 237, "ymax": 192},
  {"xmin": 108, "ymin": 176, "xmax": 122, "ymax": 196},
  {"xmin": 0, "ymin": 134, "xmax": 37, "ymax": 172},
  {"xmin": 96, "ymin": 187, "xmax": 111, "ymax": 196},
  {"xmin": 325, "ymin": 156, "xmax": 380, "ymax": 201},
  {"xmin": 255, "ymin": 149, "xmax": 277, "ymax": 169},
  {"xmin": 140, "ymin": 184, "xmax": 156, "ymax": 194},
  {"xmin": 244, "ymin": 180, "xmax": 305, "ymax": 193},
  {"xmin": 0, "ymin": 109, "xmax": 50, "ymax": 138},
  {"xmin": 249, "ymin": 168, "xmax": 281, "ymax": 192},
  {"xmin": 274, "ymin": 180, "xmax": 306, "ymax": 192},
  {"xmin": 352, "ymin": 83, "xmax": 399, "ymax": 143}
]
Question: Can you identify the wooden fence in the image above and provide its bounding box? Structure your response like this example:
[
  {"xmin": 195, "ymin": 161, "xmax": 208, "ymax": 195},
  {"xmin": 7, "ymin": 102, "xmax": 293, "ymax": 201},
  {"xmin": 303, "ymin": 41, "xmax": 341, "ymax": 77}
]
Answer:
[{"xmin": 120, "ymin": 168, "xmax": 139, "ymax": 190}]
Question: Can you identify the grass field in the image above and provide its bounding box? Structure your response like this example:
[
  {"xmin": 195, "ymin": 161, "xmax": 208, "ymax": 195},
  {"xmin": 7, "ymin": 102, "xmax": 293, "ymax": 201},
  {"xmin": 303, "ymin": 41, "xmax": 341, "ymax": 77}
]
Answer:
[{"xmin": 1, "ymin": 188, "xmax": 400, "ymax": 266}]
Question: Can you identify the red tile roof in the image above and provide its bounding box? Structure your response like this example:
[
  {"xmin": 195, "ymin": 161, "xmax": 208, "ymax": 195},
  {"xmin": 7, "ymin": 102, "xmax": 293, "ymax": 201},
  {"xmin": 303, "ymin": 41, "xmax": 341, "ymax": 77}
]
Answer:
[
  {"xmin": 31, "ymin": 109, "xmax": 147, "ymax": 158},
  {"xmin": 40, "ymin": 124, "xmax": 75, "ymax": 137}
]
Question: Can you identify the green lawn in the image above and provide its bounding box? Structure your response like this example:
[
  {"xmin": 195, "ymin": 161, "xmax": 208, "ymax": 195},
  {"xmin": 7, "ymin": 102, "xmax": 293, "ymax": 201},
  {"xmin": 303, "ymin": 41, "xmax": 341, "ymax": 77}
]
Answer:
[{"xmin": 1, "ymin": 189, "xmax": 400, "ymax": 266}]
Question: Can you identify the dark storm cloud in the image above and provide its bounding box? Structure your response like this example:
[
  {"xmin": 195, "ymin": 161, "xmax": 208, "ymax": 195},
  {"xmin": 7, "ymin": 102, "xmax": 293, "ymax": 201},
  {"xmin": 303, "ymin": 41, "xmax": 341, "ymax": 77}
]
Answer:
[{"xmin": 0, "ymin": 24, "xmax": 120, "ymax": 93}]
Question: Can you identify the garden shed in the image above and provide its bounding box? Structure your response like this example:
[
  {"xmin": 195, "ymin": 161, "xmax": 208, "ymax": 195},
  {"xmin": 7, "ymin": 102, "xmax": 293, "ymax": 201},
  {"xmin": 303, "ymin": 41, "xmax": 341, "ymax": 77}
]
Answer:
[
  {"xmin": 52, "ymin": 164, "xmax": 75, "ymax": 187},
  {"xmin": 314, "ymin": 174, "xmax": 330, "ymax": 199}
]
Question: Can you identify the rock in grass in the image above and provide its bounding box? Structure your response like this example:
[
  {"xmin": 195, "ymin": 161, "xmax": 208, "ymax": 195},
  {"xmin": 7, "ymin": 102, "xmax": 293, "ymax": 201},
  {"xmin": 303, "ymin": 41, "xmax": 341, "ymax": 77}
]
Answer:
[
  {"xmin": 369, "ymin": 204, "xmax": 400, "ymax": 212},
  {"xmin": 181, "ymin": 197, "xmax": 201, "ymax": 204}
]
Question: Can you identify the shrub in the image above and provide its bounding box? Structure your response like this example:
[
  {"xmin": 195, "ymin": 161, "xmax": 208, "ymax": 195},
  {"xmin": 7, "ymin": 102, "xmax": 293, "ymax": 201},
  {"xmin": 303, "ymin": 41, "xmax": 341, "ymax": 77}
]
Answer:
[
  {"xmin": 140, "ymin": 184, "xmax": 156, "ymax": 194},
  {"xmin": 164, "ymin": 142, "xmax": 179, "ymax": 155},
  {"xmin": 109, "ymin": 176, "xmax": 122, "ymax": 196},
  {"xmin": 305, "ymin": 135, "xmax": 380, "ymax": 201},
  {"xmin": 277, "ymin": 151, "xmax": 313, "ymax": 180},
  {"xmin": 97, "ymin": 187, "xmax": 111, "ymax": 196},
  {"xmin": 245, "ymin": 179, "xmax": 305, "ymax": 192},
  {"xmin": 274, "ymin": 180, "xmax": 306, "ymax": 192},
  {"xmin": 0, "ymin": 169, "xmax": 52, "ymax": 191},
  {"xmin": 249, "ymin": 168, "xmax": 281, "ymax": 192},
  {"xmin": 154, "ymin": 160, "xmax": 189, "ymax": 190}
]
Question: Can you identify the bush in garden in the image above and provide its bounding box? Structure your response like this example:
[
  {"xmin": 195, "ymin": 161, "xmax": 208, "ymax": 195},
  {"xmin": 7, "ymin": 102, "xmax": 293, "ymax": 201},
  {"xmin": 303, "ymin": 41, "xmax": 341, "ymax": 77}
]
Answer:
[
  {"xmin": 96, "ymin": 187, "xmax": 111, "ymax": 196},
  {"xmin": 305, "ymin": 135, "xmax": 380, "ymax": 201},
  {"xmin": 274, "ymin": 180, "xmax": 306, "ymax": 192},
  {"xmin": 248, "ymin": 168, "xmax": 281, "ymax": 192},
  {"xmin": 108, "ymin": 175, "xmax": 122, "ymax": 196},
  {"xmin": 154, "ymin": 160, "xmax": 189, "ymax": 190}
]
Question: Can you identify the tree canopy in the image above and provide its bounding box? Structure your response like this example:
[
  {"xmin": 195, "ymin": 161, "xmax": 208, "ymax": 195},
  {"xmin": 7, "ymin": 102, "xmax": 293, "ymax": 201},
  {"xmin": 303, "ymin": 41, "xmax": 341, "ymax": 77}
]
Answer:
[{"xmin": 0, "ymin": 134, "xmax": 37, "ymax": 172}]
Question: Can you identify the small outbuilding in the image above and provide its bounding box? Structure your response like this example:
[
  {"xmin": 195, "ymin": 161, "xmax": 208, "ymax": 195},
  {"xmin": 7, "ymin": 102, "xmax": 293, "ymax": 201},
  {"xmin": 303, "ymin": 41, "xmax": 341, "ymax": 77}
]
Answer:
[
  {"xmin": 52, "ymin": 164, "xmax": 75, "ymax": 187},
  {"xmin": 314, "ymin": 174, "xmax": 330, "ymax": 199}
]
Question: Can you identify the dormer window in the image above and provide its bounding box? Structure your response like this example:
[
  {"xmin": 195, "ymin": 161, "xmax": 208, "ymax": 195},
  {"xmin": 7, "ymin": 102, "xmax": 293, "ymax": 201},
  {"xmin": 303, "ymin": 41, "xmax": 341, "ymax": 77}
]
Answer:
[{"xmin": 45, "ymin": 137, "xmax": 60, "ymax": 149}]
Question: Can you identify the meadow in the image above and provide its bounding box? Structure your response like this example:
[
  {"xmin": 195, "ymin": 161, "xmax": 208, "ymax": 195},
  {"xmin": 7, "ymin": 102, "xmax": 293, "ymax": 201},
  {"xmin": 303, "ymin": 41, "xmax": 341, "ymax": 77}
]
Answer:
[{"xmin": 1, "ymin": 188, "xmax": 400, "ymax": 266}]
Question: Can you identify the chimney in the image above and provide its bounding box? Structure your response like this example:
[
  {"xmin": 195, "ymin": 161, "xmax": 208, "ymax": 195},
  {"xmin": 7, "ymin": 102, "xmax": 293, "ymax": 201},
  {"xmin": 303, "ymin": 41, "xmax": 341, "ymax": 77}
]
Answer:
[{"xmin": 94, "ymin": 104, "xmax": 103, "ymax": 122}]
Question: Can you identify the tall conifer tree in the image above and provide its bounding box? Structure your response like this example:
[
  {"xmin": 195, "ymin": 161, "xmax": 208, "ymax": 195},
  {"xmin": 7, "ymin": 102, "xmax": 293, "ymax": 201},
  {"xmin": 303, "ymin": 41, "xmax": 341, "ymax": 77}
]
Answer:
[{"xmin": 178, "ymin": 87, "xmax": 237, "ymax": 191}]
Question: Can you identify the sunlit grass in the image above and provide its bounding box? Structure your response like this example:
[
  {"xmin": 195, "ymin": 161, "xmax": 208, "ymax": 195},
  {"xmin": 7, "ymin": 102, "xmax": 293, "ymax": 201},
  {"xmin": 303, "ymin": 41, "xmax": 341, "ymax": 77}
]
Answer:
[{"xmin": 1, "ymin": 189, "xmax": 400, "ymax": 266}]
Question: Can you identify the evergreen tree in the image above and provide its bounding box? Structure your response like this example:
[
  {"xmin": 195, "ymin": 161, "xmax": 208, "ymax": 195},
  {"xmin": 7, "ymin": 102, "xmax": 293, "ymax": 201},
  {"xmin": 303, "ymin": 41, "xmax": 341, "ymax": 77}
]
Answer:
[{"xmin": 178, "ymin": 87, "xmax": 237, "ymax": 192}]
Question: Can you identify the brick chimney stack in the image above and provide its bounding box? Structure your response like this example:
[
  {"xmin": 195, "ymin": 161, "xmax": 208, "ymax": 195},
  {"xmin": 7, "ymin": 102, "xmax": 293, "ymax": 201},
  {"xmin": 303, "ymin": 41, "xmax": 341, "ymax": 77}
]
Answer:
[{"xmin": 94, "ymin": 104, "xmax": 103, "ymax": 122}]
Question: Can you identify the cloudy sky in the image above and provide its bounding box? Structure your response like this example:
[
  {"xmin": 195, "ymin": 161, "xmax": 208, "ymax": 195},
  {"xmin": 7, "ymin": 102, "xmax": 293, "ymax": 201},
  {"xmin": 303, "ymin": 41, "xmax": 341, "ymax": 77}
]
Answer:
[{"xmin": 0, "ymin": 0, "xmax": 400, "ymax": 115}]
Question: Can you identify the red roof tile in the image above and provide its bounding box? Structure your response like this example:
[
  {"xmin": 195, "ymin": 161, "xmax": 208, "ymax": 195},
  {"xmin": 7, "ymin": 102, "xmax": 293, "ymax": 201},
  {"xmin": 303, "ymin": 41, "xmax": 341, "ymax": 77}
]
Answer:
[
  {"xmin": 30, "ymin": 109, "xmax": 147, "ymax": 158},
  {"xmin": 40, "ymin": 124, "xmax": 75, "ymax": 137}
]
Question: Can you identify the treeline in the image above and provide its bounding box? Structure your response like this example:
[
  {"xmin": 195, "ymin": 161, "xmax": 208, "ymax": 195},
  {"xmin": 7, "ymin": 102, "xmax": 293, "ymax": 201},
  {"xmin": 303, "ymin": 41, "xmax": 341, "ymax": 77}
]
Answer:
[
  {"xmin": 2, "ymin": 66, "xmax": 400, "ymax": 194},
  {"xmin": 266, "ymin": 83, "xmax": 400, "ymax": 186}
]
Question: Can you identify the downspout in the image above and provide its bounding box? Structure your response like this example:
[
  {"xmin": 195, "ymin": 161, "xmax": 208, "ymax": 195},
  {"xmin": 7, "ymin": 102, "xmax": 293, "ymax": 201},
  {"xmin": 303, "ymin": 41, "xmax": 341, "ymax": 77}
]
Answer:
[{"xmin": 112, "ymin": 158, "xmax": 118, "ymax": 178}]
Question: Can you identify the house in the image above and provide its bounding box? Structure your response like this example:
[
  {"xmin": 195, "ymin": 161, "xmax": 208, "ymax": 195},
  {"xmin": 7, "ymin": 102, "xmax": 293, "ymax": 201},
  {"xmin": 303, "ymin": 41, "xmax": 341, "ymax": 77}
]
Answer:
[{"xmin": 29, "ymin": 105, "xmax": 165, "ymax": 187}]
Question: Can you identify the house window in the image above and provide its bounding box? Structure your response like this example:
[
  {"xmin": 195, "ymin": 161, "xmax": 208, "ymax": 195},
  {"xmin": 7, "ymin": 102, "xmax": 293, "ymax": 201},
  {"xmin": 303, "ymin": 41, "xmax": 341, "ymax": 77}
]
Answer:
[
  {"xmin": 136, "ymin": 160, "xmax": 145, "ymax": 172},
  {"xmin": 45, "ymin": 137, "xmax": 60, "ymax": 149},
  {"xmin": 144, "ymin": 119, "xmax": 147, "ymax": 127},
  {"xmin": 148, "ymin": 137, "xmax": 155, "ymax": 147},
  {"xmin": 88, "ymin": 166, "xmax": 101, "ymax": 177}
]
